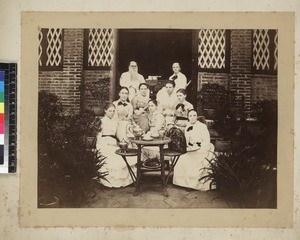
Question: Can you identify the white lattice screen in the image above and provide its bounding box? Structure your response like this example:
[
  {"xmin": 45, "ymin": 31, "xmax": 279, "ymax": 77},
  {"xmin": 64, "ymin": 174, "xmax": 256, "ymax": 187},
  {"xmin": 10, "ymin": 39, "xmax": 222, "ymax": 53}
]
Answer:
[
  {"xmin": 274, "ymin": 31, "xmax": 278, "ymax": 70},
  {"xmin": 198, "ymin": 29, "xmax": 226, "ymax": 69},
  {"xmin": 88, "ymin": 29, "xmax": 114, "ymax": 67},
  {"xmin": 46, "ymin": 29, "xmax": 63, "ymax": 67},
  {"xmin": 38, "ymin": 29, "xmax": 43, "ymax": 66},
  {"xmin": 253, "ymin": 29, "xmax": 270, "ymax": 71},
  {"xmin": 38, "ymin": 28, "xmax": 63, "ymax": 67}
]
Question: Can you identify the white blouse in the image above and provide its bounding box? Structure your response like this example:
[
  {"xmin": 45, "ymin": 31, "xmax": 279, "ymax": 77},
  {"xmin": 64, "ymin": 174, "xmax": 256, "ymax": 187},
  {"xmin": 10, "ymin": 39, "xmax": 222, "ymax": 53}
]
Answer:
[
  {"xmin": 185, "ymin": 120, "xmax": 210, "ymax": 151},
  {"xmin": 100, "ymin": 115, "xmax": 118, "ymax": 136},
  {"xmin": 113, "ymin": 99, "xmax": 133, "ymax": 120},
  {"xmin": 148, "ymin": 109, "xmax": 165, "ymax": 134},
  {"xmin": 169, "ymin": 72, "xmax": 187, "ymax": 90}
]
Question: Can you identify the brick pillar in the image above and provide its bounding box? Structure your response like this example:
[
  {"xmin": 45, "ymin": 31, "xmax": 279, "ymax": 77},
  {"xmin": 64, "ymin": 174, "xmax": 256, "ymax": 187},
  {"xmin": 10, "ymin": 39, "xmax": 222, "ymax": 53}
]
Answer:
[
  {"xmin": 230, "ymin": 30, "xmax": 252, "ymax": 117},
  {"xmin": 62, "ymin": 29, "xmax": 84, "ymax": 112}
]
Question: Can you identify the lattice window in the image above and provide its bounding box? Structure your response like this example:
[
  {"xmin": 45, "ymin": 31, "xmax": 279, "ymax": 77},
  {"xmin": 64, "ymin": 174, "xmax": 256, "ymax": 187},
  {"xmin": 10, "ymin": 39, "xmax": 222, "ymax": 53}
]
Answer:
[
  {"xmin": 38, "ymin": 29, "xmax": 43, "ymax": 67},
  {"xmin": 252, "ymin": 29, "xmax": 277, "ymax": 74},
  {"xmin": 39, "ymin": 28, "xmax": 63, "ymax": 70},
  {"xmin": 274, "ymin": 31, "xmax": 278, "ymax": 70},
  {"xmin": 46, "ymin": 29, "xmax": 63, "ymax": 67},
  {"xmin": 253, "ymin": 30, "xmax": 270, "ymax": 71},
  {"xmin": 198, "ymin": 29, "xmax": 228, "ymax": 72},
  {"xmin": 85, "ymin": 29, "xmax": 114, "ymax": 69}
]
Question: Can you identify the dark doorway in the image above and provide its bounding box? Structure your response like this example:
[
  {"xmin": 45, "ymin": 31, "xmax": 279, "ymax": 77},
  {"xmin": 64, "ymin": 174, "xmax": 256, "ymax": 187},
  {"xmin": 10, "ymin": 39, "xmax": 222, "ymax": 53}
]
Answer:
[{"xmin": 116, "ymin": 29, "xmax": 193, "ymax": 97}]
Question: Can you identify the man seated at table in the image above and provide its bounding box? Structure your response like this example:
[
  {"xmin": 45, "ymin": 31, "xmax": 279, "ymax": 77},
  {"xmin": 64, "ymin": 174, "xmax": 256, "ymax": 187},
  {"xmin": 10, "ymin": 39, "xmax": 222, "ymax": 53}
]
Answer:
[
  {"xmin": 120, "ymin": 60, "xmax": 146, "ymax": 101},
  {"xmin": 156, "ymin": 80, "xmax": 178, "ymax": 125}
]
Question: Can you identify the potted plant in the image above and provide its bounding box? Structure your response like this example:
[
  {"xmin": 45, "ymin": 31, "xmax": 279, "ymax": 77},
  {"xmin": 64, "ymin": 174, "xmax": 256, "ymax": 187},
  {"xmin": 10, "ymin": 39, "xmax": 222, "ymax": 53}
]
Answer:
[
  {"xmin": 197, "ymin": 83, "xmax": 229, "ymax": 120},
  {"xmin": 80, "ymin": 109, "xmax": 102, "ymax": 149},
  {"xmin": 84, "ymin": 77, "xmax": 111, "ymax": 116}
]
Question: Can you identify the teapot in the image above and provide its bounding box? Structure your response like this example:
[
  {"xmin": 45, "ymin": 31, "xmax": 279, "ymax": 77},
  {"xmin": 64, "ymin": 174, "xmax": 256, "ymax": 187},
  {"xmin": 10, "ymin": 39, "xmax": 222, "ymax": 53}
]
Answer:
[
  {"xmin": 158, "ymin": 128, "xmax": 166, "ymax": 139},
  {"xmin": 127, "ymin": 121, "xmax": 144, "ymax": 139},
  {"xmin": 118, "ymin": 138, "xmax": 128, "ymax": 153}
]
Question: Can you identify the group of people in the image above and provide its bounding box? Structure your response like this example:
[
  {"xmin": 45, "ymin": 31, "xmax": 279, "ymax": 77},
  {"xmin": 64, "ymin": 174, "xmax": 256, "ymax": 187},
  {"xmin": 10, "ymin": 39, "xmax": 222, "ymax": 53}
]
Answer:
[{"xmin": 96, "ymin": 61, "xmax": 214, "ymax": 191}]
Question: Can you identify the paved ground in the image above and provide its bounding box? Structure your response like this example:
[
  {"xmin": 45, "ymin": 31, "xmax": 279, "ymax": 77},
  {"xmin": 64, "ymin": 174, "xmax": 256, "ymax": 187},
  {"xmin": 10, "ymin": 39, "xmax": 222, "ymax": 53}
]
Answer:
[{"xmin": 84, "ymin": 174, "xmax": 233, "ymax": 208}]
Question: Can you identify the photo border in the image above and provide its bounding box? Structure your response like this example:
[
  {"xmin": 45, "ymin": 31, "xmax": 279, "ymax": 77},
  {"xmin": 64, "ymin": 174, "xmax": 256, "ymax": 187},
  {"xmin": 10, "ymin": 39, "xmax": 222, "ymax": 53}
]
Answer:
[{"xmin": 19, "ymin": 12, "xmax": 294, "ymax": 228}]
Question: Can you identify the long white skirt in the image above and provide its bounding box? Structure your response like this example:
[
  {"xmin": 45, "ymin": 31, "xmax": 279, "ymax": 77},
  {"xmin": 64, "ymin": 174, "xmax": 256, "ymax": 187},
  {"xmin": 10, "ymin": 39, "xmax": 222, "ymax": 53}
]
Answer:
[
  {"xmin": 173, "ymin": 143, "xmax": 215, "ymax": 191},
  {"xmin": 97, "ymin": 136, "xmax": 137, "ymax": 188}
]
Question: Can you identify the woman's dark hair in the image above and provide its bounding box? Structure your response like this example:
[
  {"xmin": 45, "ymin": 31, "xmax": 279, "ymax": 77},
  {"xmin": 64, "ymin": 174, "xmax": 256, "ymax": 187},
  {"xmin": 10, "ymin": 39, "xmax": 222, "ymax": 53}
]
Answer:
[
  {"xmin": 187, "ymin": 109, "xmax": 197, "ymax": 116},
  {"xmin": 176, "ymin": 88, "xmax": 187, "ymax": 95},
  {"xmin": 139, "ymin": 83, "xmax": 149, "ymax": 89},
  {"xmin": 104, "ymin": 102, "xmax": 116, "ymax": 111},
  {"xmin": 148, "ymin": 98, "xmax": 158, "ymax": 106},
  {"xmin": 165, "ymin": 80, "xmax": 176, "ymax": 88},
  {"xmin": 119, "ymin": 86, "xmax": 129, "ymax": 93}
]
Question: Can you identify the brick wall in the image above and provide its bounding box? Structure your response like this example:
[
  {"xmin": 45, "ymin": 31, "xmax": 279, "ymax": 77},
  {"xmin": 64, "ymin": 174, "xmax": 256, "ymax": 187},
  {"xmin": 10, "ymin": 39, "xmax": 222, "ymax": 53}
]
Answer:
[
  {"xmin": 251, "ymin": 75, "xmax": 277, "ymax": 103},
  {"xmin": 197, "ymin": 72, "xmax": 230, "ymax": 91},
  {"xmin": 229, "ymin": 30, "xmax": 252, "ymax": 115},
  {"xmin": 39, "ymin": 29, "xmax": 277, "ymax": 116},
  {"xmin": 39, "ymin": 29, "xmax": 84, "ymax": 113}
]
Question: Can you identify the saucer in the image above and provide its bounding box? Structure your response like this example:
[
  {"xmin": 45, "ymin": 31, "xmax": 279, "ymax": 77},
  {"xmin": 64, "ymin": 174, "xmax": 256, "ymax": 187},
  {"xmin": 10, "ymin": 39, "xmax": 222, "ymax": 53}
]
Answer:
[{"xmin": 142, "ymin": 136, "xmax": 153, "ymax": 141}]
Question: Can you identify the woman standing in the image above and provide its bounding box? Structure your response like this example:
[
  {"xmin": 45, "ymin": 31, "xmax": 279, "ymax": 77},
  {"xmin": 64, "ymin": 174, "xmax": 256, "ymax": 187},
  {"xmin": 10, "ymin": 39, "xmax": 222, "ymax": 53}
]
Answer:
[
  {"xmin": 169, "ymin": 62, "xmax": 187, "ymax": 91},
  {"xmin": 173, "ymin": 109, "xmax": 214, "ymax": 191},
  {"xmin": 131, "ymin": 83, "xmax": 150, "ymax": 132},
  {"xmin": 113, "ymin": 87, "xmax": 134, "ymax": 142},
  {"xmin": 96, "ymin": 103, "xmax": 136, "ymax": 188}
]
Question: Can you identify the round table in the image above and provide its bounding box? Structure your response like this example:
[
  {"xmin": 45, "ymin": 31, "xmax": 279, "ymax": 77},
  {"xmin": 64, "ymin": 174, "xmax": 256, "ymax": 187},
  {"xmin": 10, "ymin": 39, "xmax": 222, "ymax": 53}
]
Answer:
[
  {"xmin": 115, "ymin": 149, "xmax": 138, "ymax": 186},
  {"xmin": 129, "ymin": 137, "xmax": 171, "ymax": 197}
]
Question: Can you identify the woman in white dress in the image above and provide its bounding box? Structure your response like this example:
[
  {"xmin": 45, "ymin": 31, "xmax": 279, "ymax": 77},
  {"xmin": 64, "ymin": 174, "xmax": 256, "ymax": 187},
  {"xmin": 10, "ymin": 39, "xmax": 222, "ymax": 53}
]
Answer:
[
  {"xmin": 173, "ymin": 109, "xmax": 215, "ymax": 191},
  {"xmin": 96, "ymin": 103, "xmax": 136, "ymax": 188},
  {"xmin": 142, "ymin": 99, "xmax": 166, "ymax": 161},
  {"xmin": 131, "ymin": 83, "xmax": 150, "ymax": 132},
  {"xmin": 174, "ymin": 88, "xmax": 194, "ymax": 130},
  {"xmin": 147, "ymin": 99, "xmax": 166, "ymax": 136},
  {"xmin": 113, "ymin": 87, "xmax": 134, "ymax": 142},
  {"xmin": 169, "ymin": 62, "xmax": 187, "ymax": 91}
]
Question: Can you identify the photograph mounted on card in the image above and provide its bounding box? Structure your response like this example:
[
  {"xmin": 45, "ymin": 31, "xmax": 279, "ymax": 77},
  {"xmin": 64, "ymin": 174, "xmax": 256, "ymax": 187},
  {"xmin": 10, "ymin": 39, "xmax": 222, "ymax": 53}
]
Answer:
[{"xmin": 19, "ymin": 12, "xmax": 294, "ymax": 228}]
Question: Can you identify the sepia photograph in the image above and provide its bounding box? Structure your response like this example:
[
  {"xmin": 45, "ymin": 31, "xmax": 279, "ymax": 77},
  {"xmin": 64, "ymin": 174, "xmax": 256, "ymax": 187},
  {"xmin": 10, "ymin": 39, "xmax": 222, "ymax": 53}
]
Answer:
[
  {"xmin": 19, "ymin": 12, "xmax": 294, "ymax": 228},
  {"xmin": 37, "ymin": 27, "xmax": 278, "ymax": 209}
]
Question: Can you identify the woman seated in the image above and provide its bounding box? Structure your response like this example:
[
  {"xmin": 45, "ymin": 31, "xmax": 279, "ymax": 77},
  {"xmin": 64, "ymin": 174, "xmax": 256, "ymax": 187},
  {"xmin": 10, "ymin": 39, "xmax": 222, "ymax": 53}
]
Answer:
[
  {"xmin": 173, "ymin": 109, "xmax": 215, "ymax": 191},
  {"xmin": 96, "ymin": 103, "xmax": 136, "ymax": 188},
  {"xmin": 142, "ymin": 99, "xmax": 166, "ymax": 161},
  {"xmin": 174, "ymin": 88, "xmax": 194, "ymax": 130},
  {"xmin": 131, "ymin": 83, "xmax": 150, "ymax": 133},
  {"xmin": 113, "ymin": 87, "xmax": 134, "ymax": 142},
  {"xmin": 145, "ymin": 99, "xmax": 165, "ymax": 137}
]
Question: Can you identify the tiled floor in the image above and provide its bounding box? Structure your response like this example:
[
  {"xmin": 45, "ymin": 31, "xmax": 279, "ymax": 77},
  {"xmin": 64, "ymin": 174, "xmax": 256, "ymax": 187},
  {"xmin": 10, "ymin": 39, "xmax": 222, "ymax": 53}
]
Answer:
[{"xmin": 84, "ymin": 175, "xmax": 233, "ymax": 208}]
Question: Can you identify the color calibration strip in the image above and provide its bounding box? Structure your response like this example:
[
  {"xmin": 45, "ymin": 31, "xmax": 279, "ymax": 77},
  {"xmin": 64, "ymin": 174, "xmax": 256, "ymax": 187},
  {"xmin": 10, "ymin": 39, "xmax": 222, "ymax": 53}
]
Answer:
[
  {"xmin": 0, "ymin": 71, "xmax": 4, "ymax": 165},
  {"xmin": 0, "ymin": 63, "xmax": 17, "ymax": 173}
]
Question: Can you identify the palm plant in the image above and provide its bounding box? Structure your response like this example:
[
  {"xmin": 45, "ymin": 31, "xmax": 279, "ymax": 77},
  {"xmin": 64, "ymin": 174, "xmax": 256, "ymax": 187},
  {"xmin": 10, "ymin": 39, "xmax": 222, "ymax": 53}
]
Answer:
[{"xmin": 200, "ymin": 142, "xmax": 276, "ymax": 208}]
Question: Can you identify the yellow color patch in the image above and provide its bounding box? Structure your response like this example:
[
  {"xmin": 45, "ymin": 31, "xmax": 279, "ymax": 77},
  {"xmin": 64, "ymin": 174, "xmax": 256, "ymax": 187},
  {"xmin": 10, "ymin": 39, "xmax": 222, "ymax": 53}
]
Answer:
[{"xmin": 0, "ymin": 103, "xmax": 4, "ymax": 113}]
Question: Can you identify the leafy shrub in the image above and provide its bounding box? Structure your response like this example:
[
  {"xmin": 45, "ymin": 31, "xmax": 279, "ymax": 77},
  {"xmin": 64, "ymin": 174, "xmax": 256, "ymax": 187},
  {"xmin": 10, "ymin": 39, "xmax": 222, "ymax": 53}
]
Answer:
[
  {"xmin": 198, "ymin": 83, "xmax": 240, "ymax": 139},
  {"xmin": 38, "ymin": 90, "xmax": 106, "ymax": 207},
  {"xmin": 201, "ymin": 143, "xmax": 276, "ymax": 208},
  {"xmin": 84, "ymin": 77, "xmax": 111, "ymax": 115},
  {"xmin": 197, "ymin": 83, "xmax": 229, "ymax": 112},
  {"xmin": 251, "ymin": 100, "xmax": 278, "ymax": 167}
]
